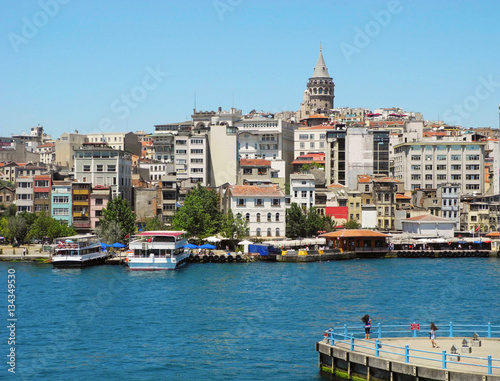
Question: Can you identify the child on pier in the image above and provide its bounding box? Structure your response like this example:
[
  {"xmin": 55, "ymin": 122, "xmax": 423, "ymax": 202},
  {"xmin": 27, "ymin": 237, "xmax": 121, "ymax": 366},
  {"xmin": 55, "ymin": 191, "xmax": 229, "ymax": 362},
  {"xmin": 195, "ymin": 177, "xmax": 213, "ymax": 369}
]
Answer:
[{"xmin": 430, "ymin": 322, "xmax": 439, "ymax": 348}]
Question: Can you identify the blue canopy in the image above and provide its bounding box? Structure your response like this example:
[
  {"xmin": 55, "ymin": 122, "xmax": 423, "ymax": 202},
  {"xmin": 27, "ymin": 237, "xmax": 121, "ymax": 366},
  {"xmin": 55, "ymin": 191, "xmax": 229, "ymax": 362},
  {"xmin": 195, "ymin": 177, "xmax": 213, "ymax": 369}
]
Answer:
[
  {"xmin": 112, "ymin": 242, "xmax": 127, "ymax": 248},
  {"xmin": 101, "ymin": 243, "xmax": 111, "ymax": 250},
  {"xmin": 184, "ymin": 243, "xmax": 199, "ymax": 249},
  {"xmin": 199, "ymin": 243, "xmax": 216, "ymax": 250}
]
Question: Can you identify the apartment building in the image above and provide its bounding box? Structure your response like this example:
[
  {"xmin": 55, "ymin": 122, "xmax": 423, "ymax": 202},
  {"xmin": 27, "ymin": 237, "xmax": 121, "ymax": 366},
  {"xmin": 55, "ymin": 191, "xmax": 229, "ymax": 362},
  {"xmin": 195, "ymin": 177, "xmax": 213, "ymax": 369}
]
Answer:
[
  {"xmin": 393, "ymin": 141, "xmax": 486, "ymax": 194},
  {"xmin": 72, "ymin": 182, "xmax": 91, "ymax": 232},
  {"xmin": 160, "ymin": 175, "xmax": 179, "ymax": 223},
  {"xmin": 51, "ymin": 181, "xmax": 72, "ymax": 226},
  {"xmin": 74, "ymin": 143, "xmax": 132, "ymax": 204},
  {"xmin": 222, "ymin": 184, "xmax": 286, "ymax": 238},
  {"xmin": 289, "ymin": 174, "xmax": 315, "ymax": 209},
  {"xmin": 90, "ymin": 185, "xmax": 111, "ymax": 229},
  {"xmin": 86, "ymin": 132, "xmax": 141, "ymax": 155},
  {"xmin": 294, "ymin": 125, "xmax": 331, "ymax": 157},
  {"xmin": 33, "ymin": 175, "xmax": 51, "ymax": 213},
  {"xmin": 16, "ymin": 177, "xmax": 34, "ymax": 213}
]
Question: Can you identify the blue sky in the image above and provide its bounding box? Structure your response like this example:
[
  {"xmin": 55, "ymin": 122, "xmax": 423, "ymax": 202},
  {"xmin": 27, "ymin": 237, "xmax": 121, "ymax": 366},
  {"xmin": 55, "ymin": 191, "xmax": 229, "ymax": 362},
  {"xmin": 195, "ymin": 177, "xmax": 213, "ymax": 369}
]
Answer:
[{"xmin": 1, "ymin": 0, "xmax": 499, "ymax": 138}]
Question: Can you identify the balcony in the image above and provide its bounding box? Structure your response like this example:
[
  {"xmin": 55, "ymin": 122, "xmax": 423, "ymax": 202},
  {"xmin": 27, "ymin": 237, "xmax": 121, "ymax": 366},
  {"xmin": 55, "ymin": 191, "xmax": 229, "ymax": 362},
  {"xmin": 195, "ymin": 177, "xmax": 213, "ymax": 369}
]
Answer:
[
  {"xmin": 73, "ymin": 212, "xmax": 89, "ymax": 218},
  {"xmin": 73, "ymin": 189, "xmax": 90, "ymax": 195},
  {"xmin": 73, "ymin": 201, "xmax": 89, "ymax": 206},
  {"xmin": 73, "ymin": 221, "xmax": 91, "ymax": 228}
]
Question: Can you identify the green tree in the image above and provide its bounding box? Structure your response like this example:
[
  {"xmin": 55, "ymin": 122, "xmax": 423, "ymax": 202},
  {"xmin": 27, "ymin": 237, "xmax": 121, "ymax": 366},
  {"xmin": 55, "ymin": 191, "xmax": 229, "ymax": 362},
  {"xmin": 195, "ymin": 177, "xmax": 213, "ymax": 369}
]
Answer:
[
  {"xmin": 144, "ymin": 216, "xmax": 167, "ymax": 231},
  {"xmin": 6, "ymin": 215, "xmax": 28, "ymax": 245},
  {"xmin": 221, "ymin": 209, "xmax": 248, "ymax": 241},
  {"xmin": 28, "ymin": 212, "xmax": 76, "ymax": 242},
  {"xmin": 305, "ymin": 207, "xmax": 325, "ymax": 236},
  {"xmin": 171, "ymin": 184, "xmax": 222, "ymax": 237},
  {"xmin": 1, "ymin": 204, "xmax": 17, "ymax": 218},
  {"xmin": 344, "ymin": 219, "xmax": 361, "ymax": 229},
  {"xmin": 322, "ymin": 215, "xmax": 337, "ymax": 232},
  {"xmin": 96, "ymin": 221, "xmax": 124, "ymax": 244},
  {"xmin": 286, "ymin": 203, "xmax": 307, "ymax": 238},
  {"xmin": 99, "ymin": 196, "xmax": 136, "ymax": 242}
]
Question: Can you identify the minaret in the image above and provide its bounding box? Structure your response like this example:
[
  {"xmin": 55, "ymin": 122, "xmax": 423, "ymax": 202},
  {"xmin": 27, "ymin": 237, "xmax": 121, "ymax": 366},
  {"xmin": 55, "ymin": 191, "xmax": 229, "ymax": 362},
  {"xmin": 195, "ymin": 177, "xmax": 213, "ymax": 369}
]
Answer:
[{"xmin": 298, "ymin": 46, "xmax": 335, "ymax": 119}]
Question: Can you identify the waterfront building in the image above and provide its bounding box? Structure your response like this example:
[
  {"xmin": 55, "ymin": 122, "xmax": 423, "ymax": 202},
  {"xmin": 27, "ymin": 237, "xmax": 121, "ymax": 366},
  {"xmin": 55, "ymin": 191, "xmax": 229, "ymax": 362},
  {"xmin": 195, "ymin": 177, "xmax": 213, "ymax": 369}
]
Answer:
[
  {"xmin": 438, "ymin": 183, "xmax": 460, "ymax": 229},
  {"xmin": 297, "ymin": 47, "xmax": 335, "ymax": 120},
  {"xmin": 51, "ymin": 181, "xmax": 72, "ymax": 226},
  {"xmin": 222, "ymin": 184, "xmax": 286, "ymax": 237},
  {"xmin": 160, "ymin": 175, "xmax": 179, "ymax": 223},
  {"xmin": 289, "ymin": 173, "xmax": 315, "ymax": 209},
  {"xmin": 90, "ymin": 185, "xmax": 111, "ymax": 229},
  {"xmin": 174, "ymin": 128, "xmax": 208, "ymax": 187},
  {"xmin": 73, "ymin": 143, "xmax": 132, "ymax": 204},
  {"xmin": 393, "ymin": 141, "xmax": 486, "ymax": 194},
  {"xmin": 14, "ymin": 163, "xmax": 46, "ymax": 180},
  {"xmin": 401, "ymin": 214, "xmax": 455, "ymax": 238},
  {"xmin": 72, "ymin": 182, "xmax": 91, "ymax": 233},
  {"xmin": 15, "ymin": 177, "xmax": 34, "ymax": 213},
  {"xmin": 33, "ymin": 174, "xmax": 51, "ymax": 214}
]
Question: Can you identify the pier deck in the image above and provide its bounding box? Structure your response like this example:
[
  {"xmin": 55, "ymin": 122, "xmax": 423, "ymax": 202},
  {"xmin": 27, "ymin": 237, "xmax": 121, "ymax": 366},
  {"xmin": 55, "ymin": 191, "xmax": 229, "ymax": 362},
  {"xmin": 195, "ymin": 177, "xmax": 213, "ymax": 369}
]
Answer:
[{"xmin": 317, "ymin": 325, "xmax": 500, "ymax": 380}]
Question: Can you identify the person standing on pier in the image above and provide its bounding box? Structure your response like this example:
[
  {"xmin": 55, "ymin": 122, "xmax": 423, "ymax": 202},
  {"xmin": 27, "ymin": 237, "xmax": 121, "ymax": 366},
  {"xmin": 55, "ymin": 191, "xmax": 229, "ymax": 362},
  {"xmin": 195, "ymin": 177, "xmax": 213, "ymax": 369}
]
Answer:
[
  {"xmin": 430, "ymin": 322, "xmax": 439, "ymax": 348},
  {"xmin": 362, "ymin": 314, "xmax": 372, "ymax": 340}
]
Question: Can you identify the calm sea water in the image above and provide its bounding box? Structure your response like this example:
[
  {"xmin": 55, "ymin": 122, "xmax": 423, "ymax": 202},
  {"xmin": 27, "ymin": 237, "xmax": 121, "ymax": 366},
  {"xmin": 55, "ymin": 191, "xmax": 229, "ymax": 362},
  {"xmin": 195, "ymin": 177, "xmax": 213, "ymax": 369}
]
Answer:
[{"xmin": 2, "ymin": 258, "xmax": 500, "ymax": 380}]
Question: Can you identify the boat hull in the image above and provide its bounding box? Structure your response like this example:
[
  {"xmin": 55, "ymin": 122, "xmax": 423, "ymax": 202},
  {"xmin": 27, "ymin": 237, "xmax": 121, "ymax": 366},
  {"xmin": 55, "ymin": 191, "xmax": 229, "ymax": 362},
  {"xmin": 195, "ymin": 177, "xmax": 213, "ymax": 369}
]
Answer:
[
  {"xmin": 127, "ymin": 252, "xmax": 189, "ymax": 271},
  {"xmin": 52, "ymin": 254, "xmax": 109, "ymax": 268}
]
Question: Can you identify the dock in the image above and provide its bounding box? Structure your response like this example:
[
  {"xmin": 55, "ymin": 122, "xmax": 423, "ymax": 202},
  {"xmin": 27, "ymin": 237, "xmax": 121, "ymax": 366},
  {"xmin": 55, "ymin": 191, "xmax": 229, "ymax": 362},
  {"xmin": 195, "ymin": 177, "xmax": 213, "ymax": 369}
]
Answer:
[{"xmin": 317, "ymin": 323, "xmax": 500, "ymax": 380}]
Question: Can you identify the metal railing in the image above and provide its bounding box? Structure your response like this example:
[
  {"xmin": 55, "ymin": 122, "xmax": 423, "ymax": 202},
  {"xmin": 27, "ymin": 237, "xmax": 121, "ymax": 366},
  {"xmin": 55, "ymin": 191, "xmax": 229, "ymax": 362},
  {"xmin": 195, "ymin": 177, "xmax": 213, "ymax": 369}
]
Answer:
[{"xmin": 322, "ymin": 322, "xmax": 500, "ymax": 375}]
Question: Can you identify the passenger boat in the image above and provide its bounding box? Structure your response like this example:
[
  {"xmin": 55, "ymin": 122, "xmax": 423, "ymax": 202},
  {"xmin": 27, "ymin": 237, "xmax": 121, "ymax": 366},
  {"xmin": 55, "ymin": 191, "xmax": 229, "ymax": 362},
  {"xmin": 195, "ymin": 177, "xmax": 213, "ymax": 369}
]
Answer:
[
  {"xmin": 52, "ymin": 234, "xmax": 109, "ymax": 268},
  {"xmin": 127, "ymin": 231, "xmax": 189, "ymax": 270}
]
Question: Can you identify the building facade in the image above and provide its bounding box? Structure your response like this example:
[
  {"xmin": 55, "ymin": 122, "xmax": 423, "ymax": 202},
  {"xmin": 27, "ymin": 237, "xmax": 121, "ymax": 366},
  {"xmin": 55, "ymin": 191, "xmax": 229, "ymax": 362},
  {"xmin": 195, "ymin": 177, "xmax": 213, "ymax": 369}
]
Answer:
[{"xmin": 51, "ymin": 181, "xmax": 72, "ymax": 226}]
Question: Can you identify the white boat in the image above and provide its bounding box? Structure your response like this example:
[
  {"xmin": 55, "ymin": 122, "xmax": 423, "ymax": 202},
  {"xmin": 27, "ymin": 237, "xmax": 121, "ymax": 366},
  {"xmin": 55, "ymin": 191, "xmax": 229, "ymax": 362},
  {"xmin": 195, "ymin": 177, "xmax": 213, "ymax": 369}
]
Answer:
[
  {"xmin": 127, "ymin": 231, "xmax": 189, "ymax": 271},
  {"xmin": 52, "ymin": 234, "xmax": 109, "ymax": 268}
]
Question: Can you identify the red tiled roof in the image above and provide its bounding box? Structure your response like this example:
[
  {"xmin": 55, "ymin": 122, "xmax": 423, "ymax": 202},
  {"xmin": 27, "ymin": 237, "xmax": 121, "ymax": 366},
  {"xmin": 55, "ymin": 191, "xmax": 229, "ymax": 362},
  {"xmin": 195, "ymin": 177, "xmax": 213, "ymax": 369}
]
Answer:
[
  {"xmin": 373, "ymin": 177, "xmax": 401, "ymax": 183},
  {"xmin": 321, "ymin": 229, "xmax": 390, "ymax": 238},
  {"xmin": 396, "ymin": 194, "xmax": 411, "ymax": 200},
  {"xmin": 229, "ymin": 184, "xmax": 284, "ymax": 197},
  {"xmin": 404, "ymin": 215, "xmax": 452, "ymax": 222},
  {"xmin": 358, "ymin": 175, "xmax": 371, "ymax": 183},
  {"xmin": 240, "ymin": 159, "xmax": 271, "ymax": 167}
]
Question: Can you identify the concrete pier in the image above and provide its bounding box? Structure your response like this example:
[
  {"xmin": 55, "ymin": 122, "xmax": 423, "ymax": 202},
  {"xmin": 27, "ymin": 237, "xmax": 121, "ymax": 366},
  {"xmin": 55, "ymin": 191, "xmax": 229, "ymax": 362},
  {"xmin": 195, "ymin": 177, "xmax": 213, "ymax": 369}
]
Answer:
[{"xmin": 317, "ymin": 337, "xmax": 500, "ymax": 380}]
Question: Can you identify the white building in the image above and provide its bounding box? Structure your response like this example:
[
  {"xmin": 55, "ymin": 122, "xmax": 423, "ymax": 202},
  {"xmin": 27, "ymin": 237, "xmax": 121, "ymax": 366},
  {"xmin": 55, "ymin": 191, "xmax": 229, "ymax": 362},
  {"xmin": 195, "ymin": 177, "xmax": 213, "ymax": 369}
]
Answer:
[
  {"xmin": 294, "ymin": 126, "xmax": 331, "ymax": 158},
  {"xmin": 393, "ymin": 141, "xmax": 486, "ymax": 194},
  {"xmin": 86, "ymin": 132, "xmax": 141, "ymax": 156},
  {"xmin": 224, "ymin": 184, "xmax": 286, "ymax": 238},
  {"xmin": 73, "ymin": 143, "xmax": 132, "ymax": 203},
  {"xmin": 289, "ymin": 174, "xmax": 315, "ymax": 209},
  {"xmin": 401, "ymin": 215, "xmax": 455, "ymax": 238},
  {"xmin": 35, "ymin": 142, "xmax": 55, "ymax": 165}
]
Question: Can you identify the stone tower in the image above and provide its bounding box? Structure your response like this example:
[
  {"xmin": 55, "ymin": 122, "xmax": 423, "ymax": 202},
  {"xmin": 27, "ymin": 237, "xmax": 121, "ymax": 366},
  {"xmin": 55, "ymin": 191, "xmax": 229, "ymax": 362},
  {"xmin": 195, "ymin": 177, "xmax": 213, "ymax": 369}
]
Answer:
[{"xmin": 297, "ymin": 47, "xmax": 335, "ymax": 120}]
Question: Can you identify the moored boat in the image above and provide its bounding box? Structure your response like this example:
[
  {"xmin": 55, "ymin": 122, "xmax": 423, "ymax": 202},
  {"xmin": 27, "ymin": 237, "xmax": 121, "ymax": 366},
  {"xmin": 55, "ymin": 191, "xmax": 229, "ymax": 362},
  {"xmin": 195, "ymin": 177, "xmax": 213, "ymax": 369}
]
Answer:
[
  {"xmin": 127, "ymin": 231, "xmax": 189, "ymax": 270},
  {"xmin": 52, "ymin": 234, "xmax": 109, "ymax": 268}
]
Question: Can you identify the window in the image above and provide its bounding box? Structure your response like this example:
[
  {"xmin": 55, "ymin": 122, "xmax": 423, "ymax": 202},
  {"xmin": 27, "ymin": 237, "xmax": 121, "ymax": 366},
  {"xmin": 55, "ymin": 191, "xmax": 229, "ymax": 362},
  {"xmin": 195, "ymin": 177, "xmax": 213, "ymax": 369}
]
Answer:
[
  {"xmin": 425, "ymin": 155, "xmax": 432, "ymax": 161},
  {"xmin": 275, "ymin": 228, "xmax": 280, "ymax": 236},
  {"xmin": 272, "ymin": 199, "xmax": 280, "ymax": 206},
  {"xmin": 425, "ymin": 174, "xmax": 433, "ymax": 180},
  {"xmin": 83, "ymin": 165, "xmax": 90, "ymax": 172},
  {"xmin": 299, "ymin": 134, "xmax": 308, "ymax": 140},
  {"xmin": 256, "ymin": 228, "xmax": 261, "ymax": 237},
  {"xmin": 176, "ymin": 140, "xmax": 187, "ymax": 145},
  {"xmin": 451, "ymin": 145, "xmax": 461, "ymax": 151},
  {"xmin": 451, "ymin": 155, "xmax": 461, "ymax": 160},
  {"xmin": 466, "ymin": 184, "xmax": 480, "ymax": 190},
  {"xmin": 299, "ymin": 142, "xmax": 305, "ymax": 148},
  {"xmin": 436, "ymin": 145, "xmax": 446, "ymax": 151},
  {"xmin": 275, "ymin": 213, "xmax": 280, "ymax": 222},
  {"xmin": 437, "ymin": 174, "xmax": 447, "ymax": 180},
  {"xmin": 191, "ymin": 149, "xmax": 203, "ymax": 154},
  {"xmin": 191, "ymin": 168, "xmax": 203, "ymax": 173},
  {"xmin": 243, "ymin": 168, "xmax": 252, "ymax": 175},
  {"xmin": 466, "ymin": 155, "xmax": 480, "ymax": 161},
  {"xmin": 191, "ymin": 158, "xmax": 203, "ymax": 164},
  {"xmin": 267, "ymin": 228, "xmax": 272, "ymax": 237},
  {"xmin": 451, "ymin": 164, "xmax": 461, "ymax": 170},
  {"xmin": 466, "ymin": 164, "xmax": 480, "ymax": 170},
  {"xmin": 301, "ymin": 191, "xmax": 307, "ymax": 197},
  {"xmin": 255, "ymin": 198, "xmax": 263, "ymax": 206},
  {"xmin": 411, "ymin": 165, "xmax": 421, "ymax": 171},
  {"xmin": 451, "ymin": 174, "xmax": 462, "ymax": 180},
  {"xmin": 411, "ymin": 155, "xmax": 421, "ymax": 161},
  {"xmin": 96, "ymin": 165, "xmax": 103, "ymax": 172},
  {"xmin": 95, "ymin": 198, "xmax": 103, "ymax": 205},
  {"xmin": 107, "ymin": 165, "xmax": 116, "ymax": 172},
  {"xmin": 466, "ymin": 174, "xmax": 480, "ymax": 180},
  {"xmin": 53, "ymin": 196, "xmax": 69, "ymax": 203},
  {"xmin": 267, "ymin": 213, "xmax": 272, "ymax": 222},
  {"xmin": 437, "ymin": 155, "xmax": 447, "ymax": 161},
  {"xmin": 53, "ymin": 208, "xmax": 69, "ymax": 216},
  {"xmin": 310, "ymin": 142, "xmax": 315, "ymax": 148},
  {"xmin": 411, "ymin": 174, "xmax": 421, "ymax": 180},
  {"xmin": 191, "ymin": 139, "xmax": 203, "ymax": 144},
  {"xmin": 466, "ymin": 145, "xmax": 480, "ymax": 150},
  {"xmin": 237, "ymin": 199, "xmax": 245, "ymax": 206},
  {"xmin": 256, "ymin": 213, "xmax": 261, "ymax": 222},
  {"xmin": 245, "ymin": 213, "xmax": 250, "ymax": 221},
  {"xmin": 437, "ymin": 165, "xmax": 446, "ymax": 170},
  {"xmin": 176, "ymin": 150, "xmax": 187, "ymax": 155},
  {"xmin": 425, "ymin": 165, "xmax": 432, "ymax": 170}
]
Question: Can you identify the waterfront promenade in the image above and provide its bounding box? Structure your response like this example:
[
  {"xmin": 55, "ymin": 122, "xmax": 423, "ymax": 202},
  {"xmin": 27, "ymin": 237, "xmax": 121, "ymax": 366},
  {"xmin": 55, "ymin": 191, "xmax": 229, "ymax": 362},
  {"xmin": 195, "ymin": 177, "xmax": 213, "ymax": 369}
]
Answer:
[{"xmin": 317, "ymin": 323, "xmax": 500, "ymax": 380}]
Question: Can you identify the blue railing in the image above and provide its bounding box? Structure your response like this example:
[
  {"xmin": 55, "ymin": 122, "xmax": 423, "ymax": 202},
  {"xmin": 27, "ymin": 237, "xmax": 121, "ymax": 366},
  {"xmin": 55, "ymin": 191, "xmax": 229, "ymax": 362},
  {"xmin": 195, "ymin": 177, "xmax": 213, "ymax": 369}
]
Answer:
[{"xmin": 322, "ymin": 322, "xmax": 500, "ymax": 375}]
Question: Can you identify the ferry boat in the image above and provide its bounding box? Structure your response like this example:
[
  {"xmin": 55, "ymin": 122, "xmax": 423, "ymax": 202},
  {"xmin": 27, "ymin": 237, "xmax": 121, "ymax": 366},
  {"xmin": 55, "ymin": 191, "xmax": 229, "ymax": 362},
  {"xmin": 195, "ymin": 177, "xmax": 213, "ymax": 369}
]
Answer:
[
  {"xmin": 127, "ymin": 231, "xmax": 189, "ymax": 270},
  {"xmin": 52, "ymin": 234, "xmax": 109, "ymax": 268}
]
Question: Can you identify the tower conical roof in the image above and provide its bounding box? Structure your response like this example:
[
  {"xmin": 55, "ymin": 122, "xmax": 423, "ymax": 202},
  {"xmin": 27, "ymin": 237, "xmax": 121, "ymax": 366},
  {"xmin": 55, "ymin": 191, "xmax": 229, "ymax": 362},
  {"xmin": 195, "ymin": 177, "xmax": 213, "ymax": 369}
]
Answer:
[{"xmin": 312, "ymin": 48, "xmax": 330, "ymax": 78}]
